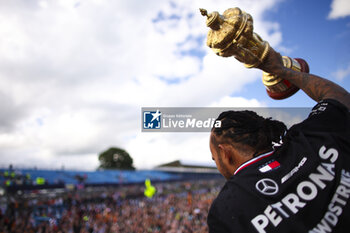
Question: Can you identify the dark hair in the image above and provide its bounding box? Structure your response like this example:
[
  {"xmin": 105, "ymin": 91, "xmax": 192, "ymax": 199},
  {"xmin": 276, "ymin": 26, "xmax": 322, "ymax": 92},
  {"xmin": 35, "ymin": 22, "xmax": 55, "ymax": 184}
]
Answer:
[{"xmin": 211, "ymin": 110, "xmax": 287, "ymax": 156}]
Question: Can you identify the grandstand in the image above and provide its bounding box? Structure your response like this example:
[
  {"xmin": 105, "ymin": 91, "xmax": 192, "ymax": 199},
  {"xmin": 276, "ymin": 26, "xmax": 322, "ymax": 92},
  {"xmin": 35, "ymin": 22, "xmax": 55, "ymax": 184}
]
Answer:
[
  {"xmin": 156, "ymin": 159, "xmax": 217, "ymax": 172},
  {"xmin": 0, "ymin": 160, "xmax": 221, "ymax": 194}
]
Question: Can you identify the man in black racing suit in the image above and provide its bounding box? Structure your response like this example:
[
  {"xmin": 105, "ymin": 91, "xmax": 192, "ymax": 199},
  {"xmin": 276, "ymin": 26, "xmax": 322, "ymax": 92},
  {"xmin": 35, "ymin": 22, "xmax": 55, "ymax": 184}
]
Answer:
[{"xmin": 207, "ymin": 47, "xmax": 350, "ymax": 233}]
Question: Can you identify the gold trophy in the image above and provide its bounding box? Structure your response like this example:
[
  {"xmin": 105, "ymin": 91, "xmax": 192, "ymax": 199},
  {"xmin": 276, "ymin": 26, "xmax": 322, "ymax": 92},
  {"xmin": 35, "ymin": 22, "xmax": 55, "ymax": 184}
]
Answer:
[{"xmin": 200, "ymin": 8, "xmax": 309, "ymax": 100}]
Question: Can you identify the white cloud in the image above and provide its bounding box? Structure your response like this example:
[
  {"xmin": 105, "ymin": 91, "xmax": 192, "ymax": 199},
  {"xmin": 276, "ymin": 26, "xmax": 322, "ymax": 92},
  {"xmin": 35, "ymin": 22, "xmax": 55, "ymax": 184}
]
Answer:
[
  {"xmin": 209, "ymin": 96, "xmax": 266, "ymax": 108},
  {"xmin": 332, "ymin": 64, "xmax": 350, "ymax": 81},
  {"xmin": 0, "ymin": 0, "xmax": 283, "ymax": 170},
  {"xmin": 328, "ymin": 0, "xmax": 350, "ymax": 19},
  {"xmin": 127, "ymin": 133, "xmax": 213, "ymax": 169}
]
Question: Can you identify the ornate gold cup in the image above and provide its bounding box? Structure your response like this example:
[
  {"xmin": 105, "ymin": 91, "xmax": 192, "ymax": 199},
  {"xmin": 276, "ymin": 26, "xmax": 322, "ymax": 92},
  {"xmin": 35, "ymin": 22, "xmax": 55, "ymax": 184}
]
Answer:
[{"xmin": 200, "ymin": 7, "xmax": 310, "ymax": 100}]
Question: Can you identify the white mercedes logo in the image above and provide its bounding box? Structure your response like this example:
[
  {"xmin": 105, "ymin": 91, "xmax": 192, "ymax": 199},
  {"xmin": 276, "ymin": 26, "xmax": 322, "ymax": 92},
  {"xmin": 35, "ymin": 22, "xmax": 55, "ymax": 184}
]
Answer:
[{"xmin": 255, "ymin": 178, "xmax": 279, "ymax": 195}]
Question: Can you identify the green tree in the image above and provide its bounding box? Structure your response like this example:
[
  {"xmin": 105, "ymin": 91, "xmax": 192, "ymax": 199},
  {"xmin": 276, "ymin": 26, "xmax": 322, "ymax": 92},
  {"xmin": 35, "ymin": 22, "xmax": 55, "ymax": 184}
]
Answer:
[{"xmin": 98, "ymin": 147, "xmax": 135, "ymax": 170}]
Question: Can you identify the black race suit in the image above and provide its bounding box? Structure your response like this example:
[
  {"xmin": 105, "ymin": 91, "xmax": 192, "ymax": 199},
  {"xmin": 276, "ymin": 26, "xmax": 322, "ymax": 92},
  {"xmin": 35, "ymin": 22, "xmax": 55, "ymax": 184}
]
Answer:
[{"xmin": 207, "ymin": 99, "xmax": 350, "ymax": 233}]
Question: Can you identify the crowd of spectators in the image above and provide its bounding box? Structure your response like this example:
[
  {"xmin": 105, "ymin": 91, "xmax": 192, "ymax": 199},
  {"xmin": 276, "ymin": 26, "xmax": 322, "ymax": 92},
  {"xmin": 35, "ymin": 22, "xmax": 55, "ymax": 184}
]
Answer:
[{"xmin": 0, "ymin": 179, "xmax": 224, "ymax": 233}]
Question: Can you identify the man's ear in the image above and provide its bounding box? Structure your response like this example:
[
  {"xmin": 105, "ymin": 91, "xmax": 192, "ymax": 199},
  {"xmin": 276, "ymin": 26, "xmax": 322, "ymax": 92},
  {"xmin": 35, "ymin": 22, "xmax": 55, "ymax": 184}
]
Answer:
[{"xmin": 218, "ymin": 144, "xmax": 235, "ymax": 165}]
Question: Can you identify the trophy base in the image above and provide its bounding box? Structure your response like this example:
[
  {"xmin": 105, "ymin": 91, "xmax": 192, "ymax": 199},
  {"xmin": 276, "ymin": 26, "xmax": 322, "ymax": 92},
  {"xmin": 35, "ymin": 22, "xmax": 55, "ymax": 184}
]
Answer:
[
  {"xmin": 294, "ymin": 58, "xmax": 310, "ymax": 73},
  {"xmin": 266, "ymin": 82, "xmax": 299, "ymax": 100},
  {"xmin": 263, "ymin": 57, "xmax": 310, "ymax": 100}
]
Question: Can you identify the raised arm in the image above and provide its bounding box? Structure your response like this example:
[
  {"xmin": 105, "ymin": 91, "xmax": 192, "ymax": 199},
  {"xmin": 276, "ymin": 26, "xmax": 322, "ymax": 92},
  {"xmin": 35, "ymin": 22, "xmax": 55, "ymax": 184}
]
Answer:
[{"xmin": 259, "ymin": 48, "xmax": 350, "ymax": 110}]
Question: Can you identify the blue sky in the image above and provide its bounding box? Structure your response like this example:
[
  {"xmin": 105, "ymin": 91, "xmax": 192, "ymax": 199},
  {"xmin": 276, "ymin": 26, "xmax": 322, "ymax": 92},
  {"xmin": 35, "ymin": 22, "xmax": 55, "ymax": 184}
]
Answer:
[
  {"xmin": 238, "ymin": 0, "xmax": 350, "ymax": 107},
  {"xmin": 0, "ymin": 0, "xmax": 349, "ymax": 170}
]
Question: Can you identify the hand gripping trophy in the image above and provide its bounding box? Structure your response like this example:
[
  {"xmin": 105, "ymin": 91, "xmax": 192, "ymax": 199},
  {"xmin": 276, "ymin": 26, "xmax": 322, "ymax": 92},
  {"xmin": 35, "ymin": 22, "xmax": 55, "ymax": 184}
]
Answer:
[{"xmin": 200, "ymin": 7, "xmax": 309, "ymax": 100}]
